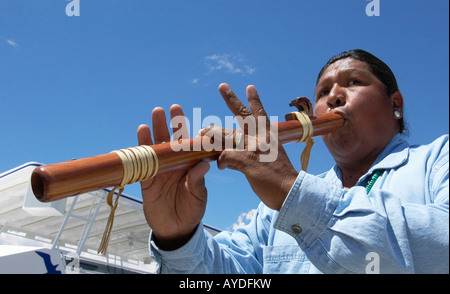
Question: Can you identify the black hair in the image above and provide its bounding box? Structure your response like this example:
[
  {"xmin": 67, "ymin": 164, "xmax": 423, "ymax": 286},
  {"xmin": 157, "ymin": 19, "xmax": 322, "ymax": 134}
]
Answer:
[{"xmin": 316, "ymin": 49, "xmax": 406, "ymax": 133}]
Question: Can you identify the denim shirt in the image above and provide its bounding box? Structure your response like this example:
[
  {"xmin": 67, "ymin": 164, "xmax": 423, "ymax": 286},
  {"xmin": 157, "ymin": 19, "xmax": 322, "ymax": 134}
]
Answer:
[{"xmin": 149, "ymin": 134, "xmax": 449, "ymax": 274}]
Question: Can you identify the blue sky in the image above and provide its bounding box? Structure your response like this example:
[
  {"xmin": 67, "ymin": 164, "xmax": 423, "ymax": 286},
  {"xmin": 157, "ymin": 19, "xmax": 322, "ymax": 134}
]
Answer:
[{"xmin": 0, "ymin": 0, "xmax": 448, "ymax": 230}]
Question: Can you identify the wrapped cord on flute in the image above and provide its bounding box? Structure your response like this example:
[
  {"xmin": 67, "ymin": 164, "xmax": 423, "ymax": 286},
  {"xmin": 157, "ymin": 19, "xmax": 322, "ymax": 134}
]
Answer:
[
  {"xmin": 98, "ymin": 145, "xmax": 159, "ymax": 254},
  {"xmin": 290, "ymin": 111, "xmax": 315, "ymax": 172}
]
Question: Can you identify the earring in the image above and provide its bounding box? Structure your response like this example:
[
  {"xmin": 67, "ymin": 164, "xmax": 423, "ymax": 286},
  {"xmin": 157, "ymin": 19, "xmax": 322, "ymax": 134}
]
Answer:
[{"xmin": 394, "ymin": 110, "xmax": 402, "ymax": 119}]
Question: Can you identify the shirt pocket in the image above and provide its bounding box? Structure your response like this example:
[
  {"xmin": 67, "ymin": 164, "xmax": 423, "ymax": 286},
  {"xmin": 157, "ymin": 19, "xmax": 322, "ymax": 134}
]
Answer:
[{"xmin": 262, "ymin": 245, "xmax": 311, "ymax": 274}]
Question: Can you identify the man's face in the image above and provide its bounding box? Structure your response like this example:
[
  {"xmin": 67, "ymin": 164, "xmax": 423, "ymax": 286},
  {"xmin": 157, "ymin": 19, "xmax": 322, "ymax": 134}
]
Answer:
[{"xmin": 314, "ymin": 58, "xmax": 399, "ymax": 166}]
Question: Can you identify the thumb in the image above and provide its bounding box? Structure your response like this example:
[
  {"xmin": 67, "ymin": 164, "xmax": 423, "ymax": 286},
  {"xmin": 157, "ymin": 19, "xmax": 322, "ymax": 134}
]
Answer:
[{"xmin": 186, "ymin": 161, "xmax": 210, "ymax": 197}]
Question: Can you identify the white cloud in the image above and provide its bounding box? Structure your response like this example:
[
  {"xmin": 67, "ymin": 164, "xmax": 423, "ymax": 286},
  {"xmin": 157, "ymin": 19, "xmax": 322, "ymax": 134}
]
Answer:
[
  {"xmin": 6, "ymin": 39, "xmax": 18, "ymax": 47},
  {"xmin": 205, "ymin": 53, "xmax": 256, "ymax": 76},
  {"xmin": 232, "ymin": 209, "xmax": 257, "ymax": 230},
  {"xmin": 1, "ymin": 37, "xmax": 18, "ymax": 47},
  {"xmin": 191, "ymin": 78, "xmax": 199, "ymax": 84}
]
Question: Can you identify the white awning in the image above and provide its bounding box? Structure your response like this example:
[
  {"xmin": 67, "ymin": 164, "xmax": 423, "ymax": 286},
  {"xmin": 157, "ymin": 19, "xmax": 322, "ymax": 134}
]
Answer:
[{"xmin": 0, "ymin": 162, "xmax": 220, "ymax": 273}]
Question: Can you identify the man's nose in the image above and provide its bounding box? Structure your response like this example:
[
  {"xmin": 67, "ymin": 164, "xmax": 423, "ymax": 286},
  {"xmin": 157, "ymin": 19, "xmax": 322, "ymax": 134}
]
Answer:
[{"xmin": 327, "ymin": 83, "xmax": 346, "ymax": 109}]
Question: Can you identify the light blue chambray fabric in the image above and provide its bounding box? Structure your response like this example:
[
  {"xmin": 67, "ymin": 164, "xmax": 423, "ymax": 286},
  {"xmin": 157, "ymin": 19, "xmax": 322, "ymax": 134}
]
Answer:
[{"xmin": 150, "ymin": 134, "xmax": 449, "ymax": 274}]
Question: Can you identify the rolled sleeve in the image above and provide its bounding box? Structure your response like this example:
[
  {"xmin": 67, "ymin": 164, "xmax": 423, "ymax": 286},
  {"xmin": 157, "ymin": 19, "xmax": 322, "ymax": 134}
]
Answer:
[
  {"xmin": 274, "ymin": 171, "xmax": 342, "ymax": 250},
  {"xmin": 149, "ymin": 223, "xmax": 207, "ymax": 274}
]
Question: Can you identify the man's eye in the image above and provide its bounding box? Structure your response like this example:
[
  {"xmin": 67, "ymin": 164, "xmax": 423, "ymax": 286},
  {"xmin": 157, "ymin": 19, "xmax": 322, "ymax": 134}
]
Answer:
[
  {"xmin": 318, "ymin": 89, "xmax": 329, "ymax": 98},
  {"xmin": 349, "ymin": 80, "xmax": 362, "ymax": 86}
]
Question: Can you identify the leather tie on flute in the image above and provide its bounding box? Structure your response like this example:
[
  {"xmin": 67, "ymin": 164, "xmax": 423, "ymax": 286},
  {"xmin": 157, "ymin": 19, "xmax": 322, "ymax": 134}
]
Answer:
[{"xmin": 31, "ymin": 112, "xmax": 343, "ymax": 203}]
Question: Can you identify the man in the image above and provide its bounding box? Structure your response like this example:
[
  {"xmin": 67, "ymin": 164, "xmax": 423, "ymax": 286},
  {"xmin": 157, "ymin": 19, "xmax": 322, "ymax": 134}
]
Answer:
[{"xmin": 137, "ymin": 50, "xmax": 449, "ymax": 273}]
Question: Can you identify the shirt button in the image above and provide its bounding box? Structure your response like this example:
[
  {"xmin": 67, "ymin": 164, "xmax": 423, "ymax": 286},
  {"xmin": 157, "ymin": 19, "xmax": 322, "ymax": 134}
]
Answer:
[{"xmin": 291, "ymin": 225, "xmax": 302, "ymax": 234}]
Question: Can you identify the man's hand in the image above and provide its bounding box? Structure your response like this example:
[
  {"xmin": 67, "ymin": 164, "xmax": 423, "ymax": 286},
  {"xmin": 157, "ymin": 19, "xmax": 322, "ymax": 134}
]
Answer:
[
  {"xmin": 138, "ymin": 105, "xmax": 210, "ymax": 250},
  {"xmin": 200, "ymin": 84, "xmax": 298, "ymax": 210}
]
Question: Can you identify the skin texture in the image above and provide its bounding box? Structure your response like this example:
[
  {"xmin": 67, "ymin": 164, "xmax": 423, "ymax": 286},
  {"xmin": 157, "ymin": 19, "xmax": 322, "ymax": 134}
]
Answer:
[
  {"xmin": 201, "ymin": 84, "xmax": 299, "ymax": 211},
  {"xmin": 314, "ymin": 58, "xmax": 403, "ymax": 188},
  {"xmin": 137, "ymin": 57, "xmax": 404, "ymax": 249},
  {"xmin": 137, "ymin": 106, "xmax": 210, "ymax": 250},
  {"xmin": 138, "ymin": 84, "xmax": 298, "ymax": 249}
]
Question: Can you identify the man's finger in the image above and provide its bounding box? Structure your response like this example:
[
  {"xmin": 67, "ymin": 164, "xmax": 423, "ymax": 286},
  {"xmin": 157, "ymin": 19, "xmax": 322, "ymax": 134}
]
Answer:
[
  {"xmin": 186, "ymin": 161, "xmax": 210, "ymax": 199},
  {"xmin": 218, "ymin": 83, "xmax": 252, "ymax": 118},
  {"xmin": 137, "ymin": 124, "xmax": 153, "ymax": 146},
  {"xmin": 199, "ymin": 126, "xmax": 243, "ymax": 150},
  {"xmin": 246, "ymin": 85, "xmax": 268, "ymax": 119},
  {"xmin": 170, "ymin": 104, "xmax": 189, "ymax": 140},
  {"xmin": 152, "ymin": 107, "xmax": 171, "ymax": 144}
]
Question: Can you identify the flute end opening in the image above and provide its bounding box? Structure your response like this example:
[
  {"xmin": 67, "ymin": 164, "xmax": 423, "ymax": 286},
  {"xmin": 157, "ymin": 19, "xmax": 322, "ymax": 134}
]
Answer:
[{"xmin": 31, "ymin": 167, "xmax": 46, "ymax": 202}]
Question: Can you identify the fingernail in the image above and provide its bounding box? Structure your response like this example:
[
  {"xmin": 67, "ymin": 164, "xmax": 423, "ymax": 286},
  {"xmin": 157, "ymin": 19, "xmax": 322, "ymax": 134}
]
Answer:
[
  {"xmin": 247, "ymin": 85, "xmax": 257, "ymax": 94},
  {"xmin": 220, "ymin": 83, "xmax": 231, "ymax": 92}
]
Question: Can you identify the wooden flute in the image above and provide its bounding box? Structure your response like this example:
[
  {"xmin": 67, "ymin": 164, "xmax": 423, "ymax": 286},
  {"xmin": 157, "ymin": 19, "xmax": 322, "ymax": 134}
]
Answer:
[{"xmin": 31, "ymin": 113, "xmax": 343, "ymax": 203}]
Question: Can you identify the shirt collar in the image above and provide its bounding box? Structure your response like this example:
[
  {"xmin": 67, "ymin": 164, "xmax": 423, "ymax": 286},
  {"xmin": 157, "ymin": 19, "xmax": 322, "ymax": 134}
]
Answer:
[{"xmin": 369, "ymin": 133, "xmax": 410, "ymax": 172}]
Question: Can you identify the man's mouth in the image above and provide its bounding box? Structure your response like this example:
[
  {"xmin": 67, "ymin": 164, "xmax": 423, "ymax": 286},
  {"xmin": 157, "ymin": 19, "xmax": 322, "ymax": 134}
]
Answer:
[{"xmin": 329, "ymin": 110, "xmax": 347, "ymax": 121}]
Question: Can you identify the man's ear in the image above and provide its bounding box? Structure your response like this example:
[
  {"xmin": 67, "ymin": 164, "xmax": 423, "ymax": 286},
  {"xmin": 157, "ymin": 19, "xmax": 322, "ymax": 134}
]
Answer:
[{"xmin": 391, "ymin": 91, "xmax": 404, "ymax": 113}]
